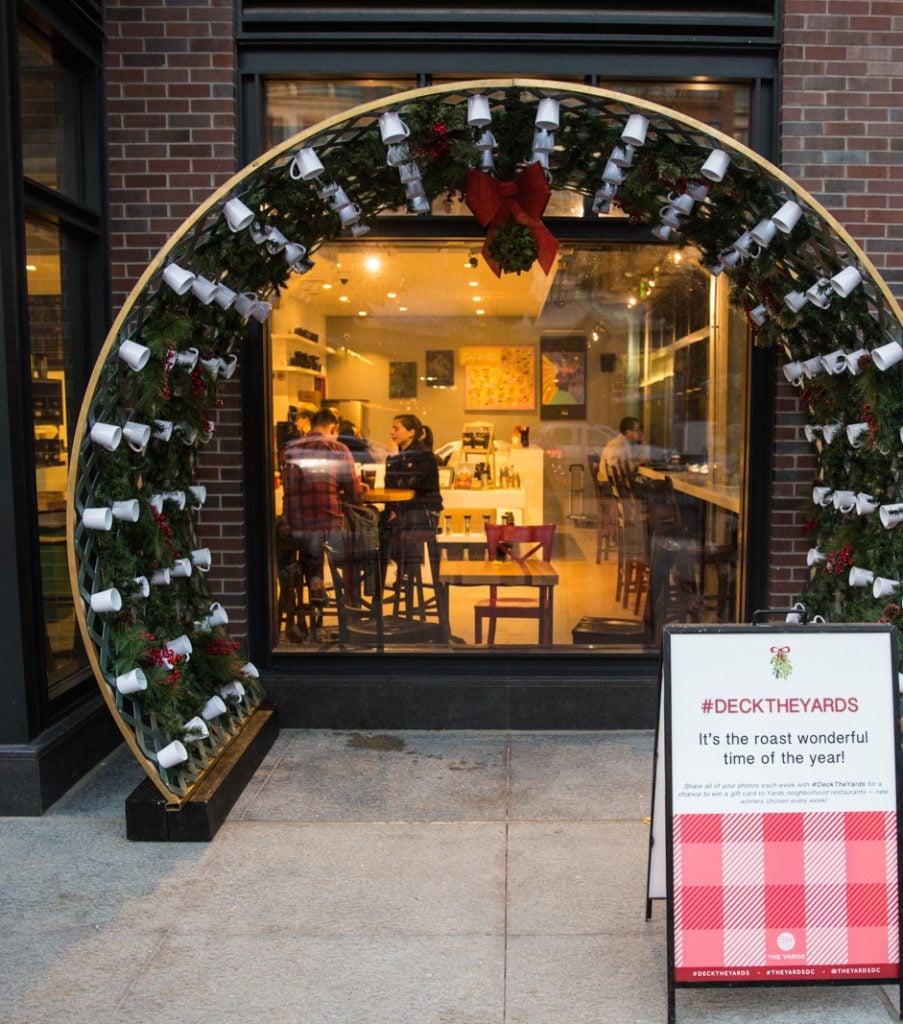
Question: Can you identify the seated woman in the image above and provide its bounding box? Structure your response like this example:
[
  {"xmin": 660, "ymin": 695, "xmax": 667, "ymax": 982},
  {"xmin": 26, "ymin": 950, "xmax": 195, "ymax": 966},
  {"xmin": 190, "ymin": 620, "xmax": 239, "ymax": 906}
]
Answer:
[{"xmin": 382, "ymin": 414, "xmax": 442, "ymax": 572}]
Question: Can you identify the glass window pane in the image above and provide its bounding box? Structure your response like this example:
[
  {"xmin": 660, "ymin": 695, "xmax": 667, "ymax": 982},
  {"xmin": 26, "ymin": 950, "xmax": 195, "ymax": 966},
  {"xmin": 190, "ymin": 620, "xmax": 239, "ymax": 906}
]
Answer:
[
  {"xmin": 26, "ymin": 218, "xmax": 89, "ymax": 696},
  {"xmin": 269, "ymin": 238, "xmax": 748, "ymax": 653},
  {"xmin": 18, "ymin": 25, "xmax": 84, "ymax": 200},
  {"xmin": 614, "ymin": 81, "xmax": 751, "ymax": 145},
  {"xmin": 264, "ymin": 78, "xmax": 418, "ymax": 149}
]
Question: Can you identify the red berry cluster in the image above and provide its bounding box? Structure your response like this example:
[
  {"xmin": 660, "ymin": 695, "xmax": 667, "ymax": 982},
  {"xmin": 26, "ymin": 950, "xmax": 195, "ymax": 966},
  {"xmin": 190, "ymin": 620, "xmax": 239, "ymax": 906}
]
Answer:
[
  {"xmin": 190, "ymin": 367, "xmax": 206, "ymax": 396},
  {"xmin": 861, "ymin": 402, "xmax": 879, "ymax": 437},
  {"xmin": 801, "ymin": 518, "xmax": 819, "ymax": 536},
  {"xmin": 823, "ymin": 545, "xmax": 853, "ymax": 575},
  {"xmin": 203, "ymin": 638, "xmax": 240, "ymax": 657},
  {"xmin": 416, "ymin": 122, "xmax": 450, "ymax": 161},
  {"xmin": 152, "ymin": 509, "xmax": 181, "ymax": 558}
]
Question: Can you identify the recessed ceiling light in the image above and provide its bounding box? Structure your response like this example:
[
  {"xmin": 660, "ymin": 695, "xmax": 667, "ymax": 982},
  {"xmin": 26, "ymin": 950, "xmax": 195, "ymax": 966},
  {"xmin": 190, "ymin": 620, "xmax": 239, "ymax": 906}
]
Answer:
[
  {"xmin": 399, "ymin": 306, "xmax": 408, "ymax": 312},
  {"xmin": 472, "ymin": 295, "xmax": 481, "ymax": 302},
  {"xmin": 25, "ymin": 264, "xmax": 37, "ymax": 272},
  {"xmin": 357, "ymin": 310, "xmax": 368, "ymax": 317},
  {"xmin": 322, "ymin": 283, "xmax": 332, "ymax": 289},
  {"xmin": 386, "ymin": 292, "xmax": 397, "ymax": 298},
  {"xmin": 475, "ymin": 309, "xmax": 485, "ymax": 316},
  {"xmin": 468, "ymin": 281, "xmax": 478, "ymax": 287},
  {"xmin": 627, "ymin": 296, "xmax": 637, "ymax": 307},
  {"xmin": 339, "ymin": 295, "xmax": 349, "ymax": 302},
  {"xmin": 364, "ymin": 255, "xmax": 381, "ymax": 273}
]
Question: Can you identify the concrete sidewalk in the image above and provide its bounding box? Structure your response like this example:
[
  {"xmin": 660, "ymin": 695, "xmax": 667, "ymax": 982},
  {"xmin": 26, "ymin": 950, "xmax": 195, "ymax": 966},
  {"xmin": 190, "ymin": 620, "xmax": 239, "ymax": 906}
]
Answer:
[{"xmin": 2, "ymin": 729, "xmax": 899, "ymax": 1024}]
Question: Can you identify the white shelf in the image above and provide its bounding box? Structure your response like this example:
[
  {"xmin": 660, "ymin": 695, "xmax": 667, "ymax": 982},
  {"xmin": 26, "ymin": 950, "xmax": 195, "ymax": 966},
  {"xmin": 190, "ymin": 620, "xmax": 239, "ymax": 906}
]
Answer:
[{"xmin": 273, "ymin": 365, "xmax": 325, "ymax": 379}]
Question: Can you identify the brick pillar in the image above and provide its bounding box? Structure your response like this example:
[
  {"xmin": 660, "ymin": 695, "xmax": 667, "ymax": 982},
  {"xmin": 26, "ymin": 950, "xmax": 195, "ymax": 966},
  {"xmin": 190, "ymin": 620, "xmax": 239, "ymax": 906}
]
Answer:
[
  {"xmin": 769, "ymin": 0, "xmax": 903, "ymax": 611},
  {"xmin": 106, "ymin": 0, "xmax": 248, "ymax": 637}
]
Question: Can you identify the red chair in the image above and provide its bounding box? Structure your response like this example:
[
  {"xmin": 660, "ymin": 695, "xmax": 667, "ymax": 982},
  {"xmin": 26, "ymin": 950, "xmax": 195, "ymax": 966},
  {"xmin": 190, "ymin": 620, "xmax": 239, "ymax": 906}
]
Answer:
[{"xmin": 474, "ymin": 524, "xmax": 557, "ymax": 645}]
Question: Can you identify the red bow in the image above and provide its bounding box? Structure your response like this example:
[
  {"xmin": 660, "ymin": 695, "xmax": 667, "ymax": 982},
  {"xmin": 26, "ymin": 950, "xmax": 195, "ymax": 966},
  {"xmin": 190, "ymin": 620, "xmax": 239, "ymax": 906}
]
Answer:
[{"xmin": 464, "ymin": 162, "xmax": 559, "ymax": 278}]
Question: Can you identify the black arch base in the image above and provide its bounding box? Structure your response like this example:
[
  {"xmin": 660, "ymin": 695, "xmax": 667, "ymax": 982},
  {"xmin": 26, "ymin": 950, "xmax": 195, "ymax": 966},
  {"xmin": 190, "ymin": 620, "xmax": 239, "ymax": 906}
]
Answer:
[{"xmin": 125, "ymin": 702, "xmax": 279, "ymax": 842}]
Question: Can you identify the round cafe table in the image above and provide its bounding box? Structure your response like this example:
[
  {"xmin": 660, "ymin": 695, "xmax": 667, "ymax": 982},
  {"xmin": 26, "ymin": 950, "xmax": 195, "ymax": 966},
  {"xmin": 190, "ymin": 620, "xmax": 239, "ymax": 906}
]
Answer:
[{"xmin": 363, "ymin": 488, "xmax": 415, "ymax": 504}]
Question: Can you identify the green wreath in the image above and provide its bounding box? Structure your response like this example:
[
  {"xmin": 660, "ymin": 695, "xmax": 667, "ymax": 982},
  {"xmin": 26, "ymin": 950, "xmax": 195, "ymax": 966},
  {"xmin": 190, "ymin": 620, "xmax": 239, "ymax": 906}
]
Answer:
[{"xmin": 487, "ymin": 219, "xmax": 539, "ymax": 275}]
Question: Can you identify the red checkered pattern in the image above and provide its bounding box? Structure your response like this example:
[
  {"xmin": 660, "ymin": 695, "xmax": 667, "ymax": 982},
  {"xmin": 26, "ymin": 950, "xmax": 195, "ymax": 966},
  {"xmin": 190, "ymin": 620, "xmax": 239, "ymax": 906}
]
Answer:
[{"xmin": 673, "ymin": 811, "xmax": 899, "ymax": 977}]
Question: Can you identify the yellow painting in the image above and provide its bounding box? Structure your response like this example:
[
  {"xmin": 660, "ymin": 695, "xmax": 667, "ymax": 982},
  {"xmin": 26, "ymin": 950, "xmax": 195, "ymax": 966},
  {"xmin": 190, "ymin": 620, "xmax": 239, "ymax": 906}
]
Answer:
[{"xmin": 461, "ymin": 346, "xmax": 536, "ymax": 411}]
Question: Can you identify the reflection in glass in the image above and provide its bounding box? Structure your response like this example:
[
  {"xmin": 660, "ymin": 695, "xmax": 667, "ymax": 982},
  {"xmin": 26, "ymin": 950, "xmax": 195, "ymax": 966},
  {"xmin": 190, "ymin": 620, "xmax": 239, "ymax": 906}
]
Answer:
[
  {"xmin": 268, "ymin": 239, "xmax": 748, "ymax": 653},
  {"xmin": 18, "ymin": 25, "xmax": 84, "ymax": 199},
  {"xmin": 25, "ymin": 219, "xmax": 89, "ymax": 696}
]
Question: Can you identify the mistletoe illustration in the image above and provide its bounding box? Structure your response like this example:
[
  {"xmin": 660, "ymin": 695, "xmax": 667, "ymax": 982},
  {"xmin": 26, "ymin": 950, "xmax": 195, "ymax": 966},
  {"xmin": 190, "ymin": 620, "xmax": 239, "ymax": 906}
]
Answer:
[{"xmin": 770, "ymin": 645, "xmax": 793, "ymax": 681}]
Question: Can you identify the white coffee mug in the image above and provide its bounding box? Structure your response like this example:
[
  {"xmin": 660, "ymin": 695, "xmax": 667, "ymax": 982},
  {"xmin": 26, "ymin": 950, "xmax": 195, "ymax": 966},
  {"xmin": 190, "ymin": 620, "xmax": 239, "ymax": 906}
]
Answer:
[
  {"xmin": 166, "ymin": 635, "xmax": 193, "ymax": 660},
  {"xmin": 123, "ymin": 421, "xmax": 151, "ymax": 452},
  {"xmin": 801, "ymin": 356, "xmax": 823, "ymax": 378},
  {"xmin": 667, "ymin": 192, "xmax": 695, "ymax": 215},
  {"xmin": 651, "ymin": 224, "xmax": 673, "ymax": 242},
  {"xmin": 284, "ymin": 242, "xmax": 308, "ymax": 270},
  {"xmin": 409, "ymin": 194, "xmax": 431, "ymax": 214},
  {"xmin": 783, "ymin": 361, "xmax": 806, "ymax": 386},
  {"xmin": 660, "ymin": 207, "xmax": 684, "ymax": 229},
  {"xmin": 821, "ymin": 349, "xmax": 846, "ymax": 375},
  {"xmin": 601, "ymin": 160, "xmax": 624, "ymax": 185},
  {"xmin": 686, "ymin": 182, "xmax": 708, "ymax": 202},
  {"xmin": 119, "ymin": 339, "xmax": 150, "ymax": 372},
  {"xmin": 846, "ymin": 422, "xmax": 870, "ymax": 447},
  {"xmin": 848, "ymin": 566, "xmax": 874, "ymax": 587},
  {"xmin": 219, "ymin": 681, "xmax": 246, "ymax": 702},
  {"xmin": 821, "ymin": 422, "xmax": 842, "ymax": 445},
  {"xmin": 398, "ymin": 162, "xmax": 422, "ymax": 184},
  {"xmin": 806, "ymin": 278, "xmax": 832, "ymax": 309},
  {"xmin": 830, "ymin": 265, "xmax": 862, "ymax": 298},
  {"xmin": 732, "ymin": 231, "xmax": 758, "ymax": 258},
  {"xmin": 785, "ymin": 601, "xmax": 806, "ymax": 624},
  {"xmin": 233, "ymin": 292, "xmax": 258, "ymax": 318},
  {"xmin": 855, "ymin": 493, "xmax": 878, "ymax": 515},
  {"xmin": 705, "ymin": 263, "xmax": 724, "ymax": 277},
  {"xmin": 264, "ymin": 227, "xmax": 289, "ymax": 255},
  {"xmin": 249, "ymin": 221, "xmax": 269, "ymax": 245},
  {"xmin": 378, "ymin": 112, "xmax": 409, "ymax": 145},
  {"xmin": 534, "ymin": 97, "xmax": 560, "ymax": 130},
  {"xmin": 621, "ymin": 113, "xmax": 649, "ymax": 147},
  {"xmin": 82, "ymin": 507, "xmax": 113, "ymax": 531},
  {"xmin": 148, "ymin": 494, "xmax": 165, "ymax": 516},
  {"xmin": 466, "ymin": 93, "xmax": 491, "ymax": 127},
  {"xmin": 248, "ymin": 300, "xmax": 272, "ymax": 323},
  {"xmin": 289, "ymin": 146, "xmax": 324, "ymax": 181},
  {"xmin": 812, "ymin": 485, "xmax": 832, "ymax": 507},
  {"xmin": 844, "ymin": 349, "xmax": 870, "ymax": 376},
  {"xmin": 772, "ymin": 200, "xmax": 803, "ymax": 234},
  {"xmin": 385, "ymin": 143, "xmax": 410, "ymax": 167},
  {"xmin": 610, "ymin": 144, "xmax": 635, "ymax": 168},
  {"xmin": 177, "ymin": 424, "xmax": 197, "ymax": 446},
  {"xmin": 480, "ymin": 149, "xmax": 496, "ymax": 170},
  {"xmin": 189, "ymin": 485, "xmax": 207, "ymax": 508},
  {"xmin": 152, "ymin": 419, "xmax": 173, "ymax": 442},
  {"xmin": 806, "ymin": 547, "xmax": 826, "ymax": 567},
  {"xmin": 150, "ymin": 568, "xmax": 171, "ymax": 586},
  {"xmin": 871, "ymin": 340, "xmax": 903, "ymax": 372},
  {"xmin": 132, "ymin": 575, "xmax": 150, "ymax": 598},
  {"xmin": 112, "ymin": 499, "xmax": 140, "ymax": 522},
  {"xmin": 223, "ymin": 198, "xmax": 255, "ymax": 232},
  {"xmin": 749, "ymin": 304, "xmax": 767, "ymax": 326},
  {"xmin": 879, "ymin": 504, "xmax": 903, "ymax": 530},
  {"xmin": 200, "ymin": 356, "xmax": 220, "ymax": 378},
  {"xmin": 803, "ymin": 424, "xmax": 821, "ymax": 444},
  {"xmin": 218, "ymin": 354, "xmax": 238, "ymax": 379},
  {"xmin": 532, "ymin": 150, "xmax": 551, "ymax": 169},
  {"xmin": 162, "ymin": 263, "xmax": 195, "ymax": 296},
  {"xmin": 207, "ymin": 602, "xmax": 229, "ymax": 627},
  {"xmin": 173, "ymin": 347, "xmax": 199, "ymax": 371},
  {"xmin": 191, "ymin": 547, "xmax": 212, "ymax": 572},
  {"xmin": 213, "ymin": 283, "xmax": 237, "ymax": 310},
  {"xmin": 190, "ymin": 275, "xmax": 219, "ymax": 305},
  {"xmin": 240, "ymin": 662, "xmax": 259, "ymax": 679},
  {"xmin": 90, "ymin": 422, "xmax": 122, "ymax": 451},
  {"xmin": 700, "ymin": 148, "xmax": 730, "ymax": 182},
  {"xmin": 592, "ymin": 195, "xmax": 611, "ymax": 216},
  {"xmin": 165, "ymin": 490, "xmax": 186, "ymax": 510},
  {"xmin": 750, "ymin": 218, "xmax": 777, "ymax": 248},
  {"xmin": 171, "ymin": 557, "xmax": 192, "ymax": 578},
  {"xmin": 90, "ymin": 587, "xmax": 122, "ymax": 614},
  {"xmin": 873, "ymin": 576, "xmax": 901, "ymax": 598},
  {"xmin": 157, "ymin": 740, "xmax": 188, "ymax": 769},
  {"xmin": 317, "ymin": 179, "xmax": 340, "ymax": 199},
  {"xmin": 532, "ymin": 129, "xmax": 554, "ymax": 153},
  {"xmin": 784, "ymin": 290, "xmax": 809, "ymax": 313},
  {"xmin": 182, "ymin": 716, "xmax": 210, "ymax": 742},
  {"xmin": 832, "ymin": 490, "xmax": 856, "ymax": 513},
  {"xmin": 201, "ymin": 695, "xmax": 228, "ymax": 721},
  {"xmin": 115, "ymin": 668, "xmax": 147, "ymax": 695},
  {"xmin": 337, "ymin": 202, "xmax": 362, "ymax": 227}
]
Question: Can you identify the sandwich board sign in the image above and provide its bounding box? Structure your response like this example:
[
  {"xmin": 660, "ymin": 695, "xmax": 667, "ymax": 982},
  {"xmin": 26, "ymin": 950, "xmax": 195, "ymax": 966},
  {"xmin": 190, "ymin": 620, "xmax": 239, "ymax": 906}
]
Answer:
[{"xmin": 661, "ymin": 624, "xmax": 901, "ymax": 1023}]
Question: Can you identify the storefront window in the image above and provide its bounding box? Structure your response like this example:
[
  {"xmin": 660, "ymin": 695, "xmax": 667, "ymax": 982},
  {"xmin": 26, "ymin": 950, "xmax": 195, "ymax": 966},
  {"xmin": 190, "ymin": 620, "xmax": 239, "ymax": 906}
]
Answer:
[
  {"xmin": 17, "ymin": 25, "xmax": 84, "ymax": 201},
  {"xmin": 25, "ymin": 218, "xmax": 90, "ymax": 696},
  {"xmin": 268, "ymin": 238, "xmax": 748, "ymax": 652}
]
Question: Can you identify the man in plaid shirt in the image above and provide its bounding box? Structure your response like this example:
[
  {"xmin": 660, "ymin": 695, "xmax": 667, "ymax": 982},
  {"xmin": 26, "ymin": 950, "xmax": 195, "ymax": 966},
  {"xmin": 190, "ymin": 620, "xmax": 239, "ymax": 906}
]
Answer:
[{"xmin": 281, "ymin": 407, "xmax": 367, "ymax": 605}]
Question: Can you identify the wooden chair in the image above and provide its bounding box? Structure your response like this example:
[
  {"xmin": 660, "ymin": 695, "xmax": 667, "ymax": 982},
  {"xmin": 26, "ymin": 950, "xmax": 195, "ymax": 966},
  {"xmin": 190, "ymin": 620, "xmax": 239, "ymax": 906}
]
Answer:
[
  {"xmin": 606, "ymin": 461, "xmax": 649, "ymax": 614},
  {"xmin": 587, "ymin": 453, "xmax": 617, "ymax": 562},
  {"xmin": 474, "ymin": 524, "xmax": 556, "ymax": 645}
]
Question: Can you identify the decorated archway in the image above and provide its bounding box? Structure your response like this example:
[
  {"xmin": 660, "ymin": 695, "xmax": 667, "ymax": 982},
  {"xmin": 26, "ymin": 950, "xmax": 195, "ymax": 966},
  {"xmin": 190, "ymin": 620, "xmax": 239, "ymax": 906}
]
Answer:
[{"xmin": 67, "ymin": 80, "xmax": 903, "ymax": 803}]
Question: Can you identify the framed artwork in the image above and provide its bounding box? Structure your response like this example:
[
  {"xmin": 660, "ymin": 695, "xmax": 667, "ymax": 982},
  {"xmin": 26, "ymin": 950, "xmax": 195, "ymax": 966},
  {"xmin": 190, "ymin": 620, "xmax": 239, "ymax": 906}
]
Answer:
[
  {"xmin": 425, "ymin": 349, "xmax": 455, "ymax": 388},
  {"xmin": 540, "ymin": 333, "xmax": 586, "ymax": 420},
  {"xmin": 388, "ymin": 361, "xmax": 417, "ymax": 399},
  {"xmin": 461, "ymin": 346, "xmax": 535, "ymax": 411}
]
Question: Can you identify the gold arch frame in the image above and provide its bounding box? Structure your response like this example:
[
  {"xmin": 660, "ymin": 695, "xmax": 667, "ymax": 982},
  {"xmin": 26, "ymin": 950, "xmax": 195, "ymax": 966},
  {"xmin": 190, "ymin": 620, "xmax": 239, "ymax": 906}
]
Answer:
[{"xmin": 66, "ymin": 79, "xmax": 903, "ymax": 805}]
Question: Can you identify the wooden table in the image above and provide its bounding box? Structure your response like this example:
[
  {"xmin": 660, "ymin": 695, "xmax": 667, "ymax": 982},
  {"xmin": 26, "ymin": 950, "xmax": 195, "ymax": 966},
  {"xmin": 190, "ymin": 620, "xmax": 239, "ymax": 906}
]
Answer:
[{"xmin": 438, "ymin": 558, "xmax": 559, "ymax": 644}]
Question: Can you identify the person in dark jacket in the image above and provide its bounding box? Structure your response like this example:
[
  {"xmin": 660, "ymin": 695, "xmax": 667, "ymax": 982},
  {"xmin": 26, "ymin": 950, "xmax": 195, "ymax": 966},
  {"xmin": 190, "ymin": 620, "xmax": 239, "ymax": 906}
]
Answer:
[{"xmin": 382, "ymin": 414, "xmax": 442, "ymax": 570}]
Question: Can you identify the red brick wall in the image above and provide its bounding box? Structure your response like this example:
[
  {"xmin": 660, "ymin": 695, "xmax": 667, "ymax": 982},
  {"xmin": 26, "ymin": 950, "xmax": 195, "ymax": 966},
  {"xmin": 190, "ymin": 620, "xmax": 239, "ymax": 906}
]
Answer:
[
  {"xmin": 771, "ymin": 0, "xmax": 903, "ymax": 610},
  {"xmin": 105, "ymin": 0, "xmax": 248, "ymax": 636}
]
